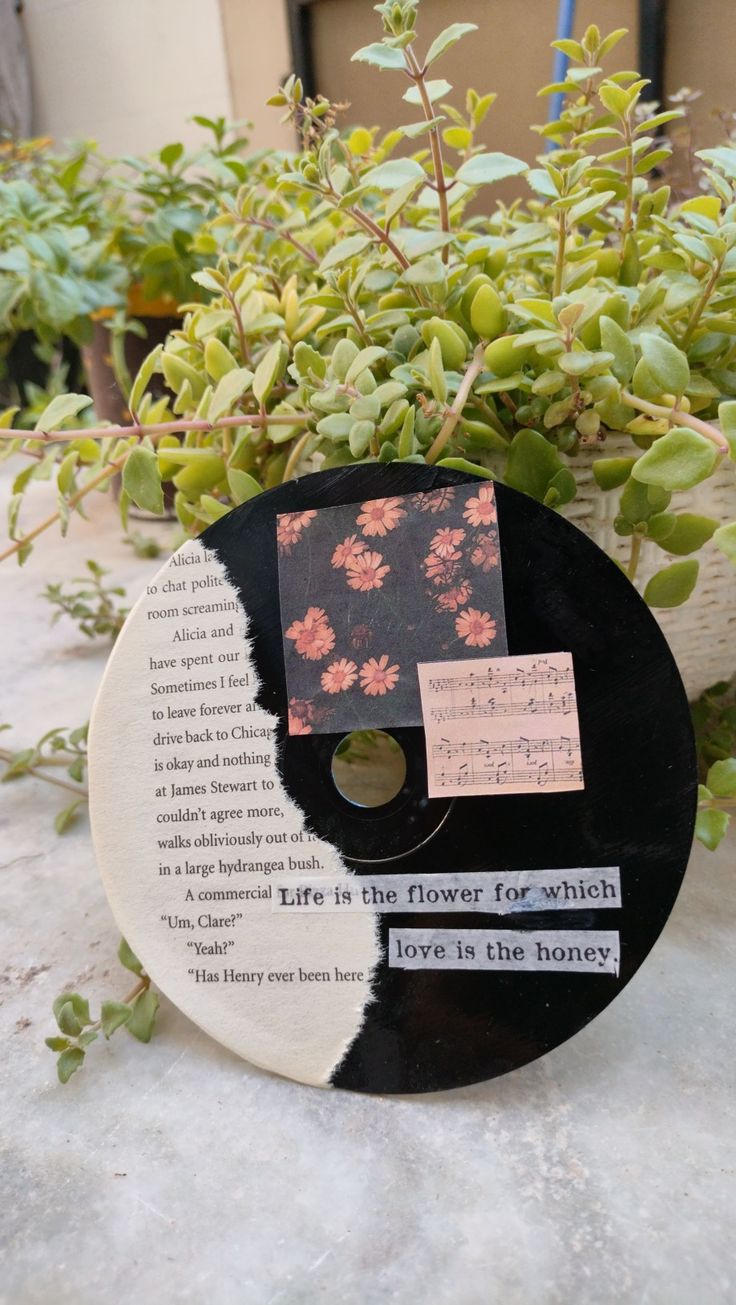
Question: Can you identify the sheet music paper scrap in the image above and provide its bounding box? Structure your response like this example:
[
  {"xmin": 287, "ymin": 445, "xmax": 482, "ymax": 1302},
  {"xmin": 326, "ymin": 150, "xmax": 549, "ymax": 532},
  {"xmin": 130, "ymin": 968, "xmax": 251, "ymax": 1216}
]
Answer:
[{"xmin": 417, "ymin": 651, "xmax": 584, "ymax": 798}]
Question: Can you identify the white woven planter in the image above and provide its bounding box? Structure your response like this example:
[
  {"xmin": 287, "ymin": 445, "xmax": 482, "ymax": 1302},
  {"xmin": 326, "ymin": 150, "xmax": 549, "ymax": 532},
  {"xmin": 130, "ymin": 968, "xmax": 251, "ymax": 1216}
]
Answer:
[{"xmin": 561, "ymin": 434, "xmax": 736, "ymax": 700}]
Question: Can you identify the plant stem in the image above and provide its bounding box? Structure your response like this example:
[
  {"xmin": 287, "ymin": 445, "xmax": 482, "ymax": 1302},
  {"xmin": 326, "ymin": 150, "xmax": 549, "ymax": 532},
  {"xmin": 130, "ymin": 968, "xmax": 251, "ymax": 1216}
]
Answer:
[
  {"xmin": 344, "ymin": 295, "xmax": 370, "ymax": 345},
  {"xmin": 83, "ymin": 977, "xmax": 149, "ymax": 1039},
  {"xmin": 0, "ymin": 749, "xmax": 88, "ymax": 798},
  {"xmin": 553, "ymin": 214, "xmax": 567, "ymax": 298},
  {"xmin": 474, "ymin": 397, "xmax": 510, "ymax": 441},
  {"xmin": 621, "ymin": 120, "xmax": 635, "ymax": 249},
  {"xmin": 0, "ymin": 456, "xmax": 124, "ymax": 563},
  {"xmin": 347, "ymin": 205, "xmax": 411, "ymax": 271},
  {"xmin": 336, "ymin": 192, "xmax": 429, "ymax": 306},
  {"xmin": 680, "ymin": 257, "xmax": 723, "ymax": 350},
  {"xmin": 404, "ymin": 44, "xmax": 451, "ymax": 256},
  {"xmin": 122, "ymin": 977, "xmax": 149, "ymax": 1005},
  {"xmin": 0, "ymin": 413, "xmax": 311, "ymax": 445},
  {"xmin": 283, "ymin": 429, "xmax": 313, "ymax": 481},
  {"xmin": 218, "ymin": 286, "xmax": 249, "ymax": 365},
  {"xmin": 620, "ymin": 391, "xmax": 729, "ymax": 453},
  {"xmin": 245, "ymin": 215, "xmax": 319, "ymax": 266},
  {"xmin": 627, "ymin": 532, "xmax": 642, "ymax": 581},
  {"xmin": 109, "ymin": 326, "xmax": 133, "ymax": 404},
  {"xmin": 426, "ymin": 344, "xmax": 487, "ymax": 464},
  {"xmin": 0, "ymin": 394, "xmax": 281, "ymax": 559}
]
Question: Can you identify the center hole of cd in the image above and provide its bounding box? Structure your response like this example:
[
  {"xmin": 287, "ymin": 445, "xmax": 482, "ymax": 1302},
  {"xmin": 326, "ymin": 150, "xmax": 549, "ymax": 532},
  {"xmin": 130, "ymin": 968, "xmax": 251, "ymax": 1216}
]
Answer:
[{"xmin": 331, "ymin": 730, "xmax": 407, "ymax": 809}]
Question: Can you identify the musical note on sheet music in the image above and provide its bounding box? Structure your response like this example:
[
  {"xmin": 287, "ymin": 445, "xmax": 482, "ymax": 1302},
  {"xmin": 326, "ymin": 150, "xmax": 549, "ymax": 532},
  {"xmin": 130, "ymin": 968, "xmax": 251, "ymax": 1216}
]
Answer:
[{"xmin": 417, "ymin": 652, "xmax": 584, "ymax": 798}]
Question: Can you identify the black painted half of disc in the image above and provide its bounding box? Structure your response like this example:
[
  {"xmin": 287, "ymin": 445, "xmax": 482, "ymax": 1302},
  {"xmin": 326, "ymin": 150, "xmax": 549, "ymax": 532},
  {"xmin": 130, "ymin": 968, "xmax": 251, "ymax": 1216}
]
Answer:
[{"xmin": 202, "ymin": 464, "xmax": 696, "ymax": 1095}]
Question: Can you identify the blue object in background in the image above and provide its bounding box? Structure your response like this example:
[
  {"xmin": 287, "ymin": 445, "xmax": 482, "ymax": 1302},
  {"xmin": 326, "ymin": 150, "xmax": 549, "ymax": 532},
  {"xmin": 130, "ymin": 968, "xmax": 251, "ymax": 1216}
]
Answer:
[{"xmin": 547, "ymin": 0, "xmax": 577, "ymax": 145}]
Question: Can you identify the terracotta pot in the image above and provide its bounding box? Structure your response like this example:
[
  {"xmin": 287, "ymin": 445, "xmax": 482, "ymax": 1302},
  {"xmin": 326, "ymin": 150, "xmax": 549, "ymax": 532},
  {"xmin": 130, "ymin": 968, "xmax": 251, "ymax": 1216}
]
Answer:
[
  {"xmin": 126, "ymin": 285, "xmax": 180, "ymax": 319},
  {"xmin": 81, "ymin": 314, "xmax": 179, "ymax": 426}
]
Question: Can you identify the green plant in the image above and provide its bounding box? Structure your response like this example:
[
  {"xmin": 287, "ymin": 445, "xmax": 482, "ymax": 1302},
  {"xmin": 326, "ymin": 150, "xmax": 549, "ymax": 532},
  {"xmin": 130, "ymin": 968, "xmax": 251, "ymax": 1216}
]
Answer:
[
  {"xmin": 1, "ymin": 0, "xmax": 734, "ymax": 846},
  {"xmin": 45, "ymin": 938, "xmax": 159, "ymax": 1083},
  {"xmin": 0, "ymin": 120, "xmax": 253, "ymax": 383},
  {"xmin": 1, "ymin": 722, "xmax": 88, "ymax": 831},
  {"xmin": 111, "ymin": 116, "xmax": 253, "ymax": 310},
  {"xmin": 7, "ymin": 355, "xmax": 88, "ymax": 428},
  {"xmin": 692, "ymin": 677, "xmax": 736, "ymax": 847},
  {"xmin": 42, "ymin": 558, "xmax": 129, "ymax": 641},
  {"xmin": 124, "ymin": 529, "xmax": 164, "ymax": 559},
  {"xmin": 0, "ymin": 139, "xmax": 127, "ymax": 347}
]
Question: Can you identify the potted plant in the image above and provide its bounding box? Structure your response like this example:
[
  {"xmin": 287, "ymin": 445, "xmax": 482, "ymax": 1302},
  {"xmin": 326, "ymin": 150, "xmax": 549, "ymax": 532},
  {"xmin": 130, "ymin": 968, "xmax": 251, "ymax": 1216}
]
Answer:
[
  {"xmin": 0, "ymin": 121, "xmax": 253, "ymax": 422},
  {"xmin": 84, "ymin": 116, "xmax": 255, "ymax": 424},
  {"xmin": 0, "ymin": 136, "xmax": 126, "ymax": 404},
  {"xmin": 2, "ymin": 0, "xmax": 735, "ymax": 844}
]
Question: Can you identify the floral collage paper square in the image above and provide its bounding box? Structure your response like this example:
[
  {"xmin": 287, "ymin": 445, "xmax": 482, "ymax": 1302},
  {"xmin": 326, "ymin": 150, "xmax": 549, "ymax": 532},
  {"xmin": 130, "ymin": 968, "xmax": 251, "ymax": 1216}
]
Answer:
[{"xmin": 277, "ymin": 483, "xmax": 508, "ymax": 735}]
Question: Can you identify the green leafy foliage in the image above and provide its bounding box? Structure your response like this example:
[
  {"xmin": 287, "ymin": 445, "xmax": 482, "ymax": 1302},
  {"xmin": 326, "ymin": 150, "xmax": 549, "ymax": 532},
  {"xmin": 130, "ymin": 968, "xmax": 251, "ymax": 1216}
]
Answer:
[
  {"xmin": 118, "ymin": 937, "xmax": 145, "ymax": 976},
  {"xmin": 691, "ymin": 678, "xmax": 736, "ymax": 850},
  {"xmin": 122, "ymin": 446, "xmax": 164, "ymax": 515},
  {"xmin": 454, "ymin": 152, "xmax": 527, "ymax": 186},
  {"xmin": 593, "ymin": 457, "xmax": 637, "ymax": 490},
  {"xmin": 3, "ymin": 7, "xmax": 735, "ymax": 601},
  {"xmin": 631, "ymin": 429, "xmax": 717, "ymax": 491},
  {"xmin": 695, "ymin": 806, "xmax": 730, "ymax": 851},
  {"xmin": 0, "ymin": 122, "xmax": 249, "ymax": 346},
  {"xmin": 713, "ymin": 522, "xmax": 736, "ymax": 565},
  {"xmin": 0, "ymin": 145, "xmax": 128, "ymax": 345},
  {"xmin": 42, "ymin": 560, "xmax": 129, "ymax": 640},
  {"xmin": 643, "ymin": 559, "xmax": 699, "ymax": 607},
  {"xmin": 425, "ymin": 22, "xmax": 478, "ymax": 66},
  {"xmin": 100, "ymin": 1000, "xmax": 133, "ymax": 1038},
  {"xmin": 126, "ymin": 988, "xmax": 160, "ymax": 1043},
  {"xmin": 34, "ymin": 394, "xmax": 93, "ymax": 433},
  {"xmin": 1, "ymin": 722, "xmax": 88, "ymax": 830},
  {"xmin": 54, "ymin": 799, "xmax": 85, "ymax": 834},
  {"xmin": 124, "ymin": 530, "xmax": 163, "ymax": 560},
  {"xmin": 650, "ymin": 514, "xmax": 717, "ymax": 555},
  {"xmin": 45, "ymin": 939, "xmax": 159, "ymax": 1082},
  {"xmin": 505, "ymin": 428, "xmax": 575, "ymax": 506},
  {"xmin": 639, "ymin": 335, "xmax": 690, "ymax": 397},
  {"xmin": 1, "ymin": 7, "xmax": 735, "ymax": 853},
  {"xmin": 706, "ymin": 757, "xmax": 736, "ymax": 797}
]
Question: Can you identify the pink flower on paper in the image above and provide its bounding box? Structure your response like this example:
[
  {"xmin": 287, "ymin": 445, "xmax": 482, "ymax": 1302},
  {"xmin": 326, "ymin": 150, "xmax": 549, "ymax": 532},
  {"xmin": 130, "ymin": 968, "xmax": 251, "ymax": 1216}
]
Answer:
[
  {"xmin": 285, "ymin": 605, "xmax": 328, "ymax": 634},
  {"xmin": 424, "ymin": 550, "xmax": 462, "ymax": 586},
  {"xmin": 455, "ymin": 608, "xmax": 497, "ymax": 648},
  {"xmin": 288, "ymin": 698, "xmax": 314, "ymax": 734},
  {"xmin": 320, "ymin": 658, "xmax": 358, "ymax": 694},
  {"xmin": 346, "ymin": 550, "xmax": 391, "ymax": 591},
  {"xmin": 331, "ymin": 534, "xmax": 367, "ymax": 568},
  {"xmin": 430, "ymin": 526, "xmax": 466, "ymax": 559},
  {"xmin": 288, "ymin": 712, "xmax": 312, "ymax": 735},
  {"xmin": 470, "ymin": 533, "xmax": 499, "ymax": 572},
  {"xmin": 359, "ymin": 654, "xmax": 400, "ymax": 696},
  {"xmin": 413, "ymin": 487, "xmax": 456, "ymax": 513},
  {"xmin": 276, "ymin": 510, "xmax": 317, "ymax": 552},
  {"xmin": 463, "ymin": 483, "xmax": 497, "ymax": 528},
  {"xmin": 435, "ymin": 579, "xmax": 473, "ymax": 613},
  {"xmin": 285, "ymin": 606, "xmax": 336, "ymax": 660},
  {"xmin": 276, "ymin": 516, "xmax": 303, "ymax": 552},
  {"xmin": 356, "ymin": 497, "xmax": 407, "ymax": 537}
]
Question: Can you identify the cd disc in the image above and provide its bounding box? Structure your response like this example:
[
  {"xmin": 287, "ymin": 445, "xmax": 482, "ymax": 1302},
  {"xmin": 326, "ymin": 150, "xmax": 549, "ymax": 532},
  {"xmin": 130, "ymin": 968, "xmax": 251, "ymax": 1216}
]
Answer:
[{"xmin": 89, "ymin": 465, "xmax": 696, "ymax": 1093}]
